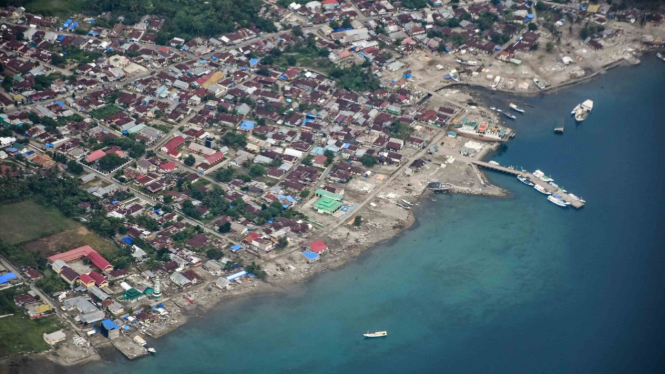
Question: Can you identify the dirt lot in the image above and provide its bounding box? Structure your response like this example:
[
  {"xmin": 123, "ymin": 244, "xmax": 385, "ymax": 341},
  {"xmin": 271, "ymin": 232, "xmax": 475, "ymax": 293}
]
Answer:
[{"xmin": 22, "ymin": 226, "xmax": 121, "ymax": 260}]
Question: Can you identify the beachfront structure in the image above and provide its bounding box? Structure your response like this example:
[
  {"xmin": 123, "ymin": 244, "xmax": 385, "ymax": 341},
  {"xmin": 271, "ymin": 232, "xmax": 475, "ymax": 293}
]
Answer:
[
  {"xmin": 43, "ymin": 330, "xmax": 67, "ymax": 345},
  {"xmin": 48, "ymin": 246, "xmax": 114, "ymax": 273},
  {"xmin": 302, "ymin": 251, "xmax": 320, "ymax": 262},
  {"xmin": 312, "ymin": 197, "xmax": 343, "ymax": 215},
  {"xmin": 309, "ymin": 240, "xmax": 328, "ymax": 254}
]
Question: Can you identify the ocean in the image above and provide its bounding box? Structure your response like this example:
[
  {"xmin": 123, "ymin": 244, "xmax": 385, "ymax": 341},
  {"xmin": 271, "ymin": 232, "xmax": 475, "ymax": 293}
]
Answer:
[{"xmin": 73, "ymin": 56, "xmax": 665, "ymax": 374}]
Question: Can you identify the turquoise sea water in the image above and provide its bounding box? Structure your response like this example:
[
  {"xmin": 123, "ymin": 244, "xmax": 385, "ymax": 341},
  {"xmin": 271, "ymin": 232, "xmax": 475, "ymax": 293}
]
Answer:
[{"xmin": 75, "ymin": 56, "xmax": 665, "ymax": 374}]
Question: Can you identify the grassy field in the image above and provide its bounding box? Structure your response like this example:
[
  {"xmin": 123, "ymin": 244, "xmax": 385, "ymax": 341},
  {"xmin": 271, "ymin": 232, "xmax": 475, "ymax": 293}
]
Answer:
[
  {"xmin": 0, "ymin": 200, "xmax": 79, "ymax": 245},
  {"xmin": 89, "ymin": 105, "xmax": 123, "ymax": 120},
  {"xmin": 0, "ymin": 314, "xmax": 62, "ymax": 358},
  {"xmin": 22, "ymin": 0, "xmax": 85, "ymax": 18},
  {"xmin": 0, "ymin": 287, "xmax": 63, "ymax": 358},
  {"xmin": 0, "ymin": 199, "xmax": 120, "ymax": 261}
]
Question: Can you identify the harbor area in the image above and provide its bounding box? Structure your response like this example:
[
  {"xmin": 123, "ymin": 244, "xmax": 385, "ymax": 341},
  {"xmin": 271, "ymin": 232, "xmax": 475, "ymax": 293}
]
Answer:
[{"xmin": 473, "ymin": 161, "xmax": 586, "ymax": 209}]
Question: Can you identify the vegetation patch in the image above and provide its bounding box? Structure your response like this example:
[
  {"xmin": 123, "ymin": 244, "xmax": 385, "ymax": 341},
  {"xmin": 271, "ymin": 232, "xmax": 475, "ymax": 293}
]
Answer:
[
  {"xmin": 0, "ymin": 200, "xmax": 79, "ymax": 245},
  {"xmin": 0, "ymin": 287, "xmax": 62, "ymax": 358}
]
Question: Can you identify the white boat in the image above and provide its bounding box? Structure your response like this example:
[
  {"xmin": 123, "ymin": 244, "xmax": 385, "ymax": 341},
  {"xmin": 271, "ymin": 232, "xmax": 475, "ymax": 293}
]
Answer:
[
  {"xmin": 147, "ymin": 347, "xmax": 157, "ymax": 354},
  {"xmin": 657, "ymin": 52, "xmax": 665, "ymax": 62},
  {"xmin": 533, "ymin": 170, "xmax": 554, "ymax": 183},
  {"xmin": 573, "ymin": 99, "xmax": 593, "ymax": 122},
  {"xmin": 488, "ymin": 160, "xmax": 500, "ymax": 166},
  {"xmin": 492, "ymin": 76, "xmax": 501, "ymax": 89},
  {"xmin": 364, "ymin": 331, "xmax": 388, "ymax": 338},
  {"xmin": 517, "ymin": 174, "xmax": 534, "ymax": 186},
  {"xmin": 533, "ymin": 78, "xmax": 546, "ymax": 90},
  {"xmin": 547, "ymin": 195, "xmax": 567, "ymax": 207},
  {"xmin": 509, "ymin": 103, "xmax": 525, "ymax": 113},
  {"xmin": 489, "ymin": 106, "xmax": 496, "ymax": 111},
  {"xmin": 534, "ymin": 184, "xmax": 551, "ymax": 195},
  {"xmin": 503, "ymin": 112, "xmax": 516, "ymax": 120}
]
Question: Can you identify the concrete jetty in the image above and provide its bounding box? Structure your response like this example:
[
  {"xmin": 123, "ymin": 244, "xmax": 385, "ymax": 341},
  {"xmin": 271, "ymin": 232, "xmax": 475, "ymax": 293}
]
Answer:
[{"xmin": 472, "ymin": 161, "xmax": 585, "ymax": 209}]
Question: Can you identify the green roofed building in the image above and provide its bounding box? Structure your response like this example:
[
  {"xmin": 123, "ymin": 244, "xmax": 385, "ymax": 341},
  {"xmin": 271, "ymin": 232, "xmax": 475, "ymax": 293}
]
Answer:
[
  {"xmin": 314, "ymin": 189, "xmax": 343, "ymax": 202},
  {"xmin": 123, "ymin": 288, "xmax": 142, "ymax": 301},
  {"xmin": 312, "ymin": 197, "xmax": 343, "ymax": 215}
]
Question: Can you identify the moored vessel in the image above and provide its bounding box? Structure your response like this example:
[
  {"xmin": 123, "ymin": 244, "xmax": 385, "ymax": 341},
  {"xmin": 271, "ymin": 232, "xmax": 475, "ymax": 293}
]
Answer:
[
  {"xmin": 509, "ymin": 103, "xmax": 525, "ymax": 113},
  {"xmin": 547, "ymin": 195, "xmax": 567, "ymax": 207},
  {"xmin": 533, "ymin": 170, "xmax": 554, "ymax": 183},
  {"xmin": 517, "ymin": 174, "xmax": 534, "ymax": 186},
  {"xmin": 503, "ymin": 112, "xmax": 516, "ymax": 120},
  {"xmin": 573, "ymin": 100, "xmax": 593, "ymax": 122},
  {"xmin": 534, "ymin": 184, "xmax": 551, "ymax": 195},
  {"xmin": 533, "ymin": 78, "xmax": 546, "ymax": 90}
]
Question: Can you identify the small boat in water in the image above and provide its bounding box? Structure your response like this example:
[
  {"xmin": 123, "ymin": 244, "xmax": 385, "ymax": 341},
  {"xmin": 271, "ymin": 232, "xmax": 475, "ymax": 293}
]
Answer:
[
  {"xmin": 533, "ymin": 170, "xmax": 554, "ymax": 183},
  {"xmin": 517, "ymin": 174, "xmax": 534, "ymax": 186},
  {"xmin": 573, "ymin": 99, "xmax": 593, "ymax": 122},
  {"xmin": 534, "ymin": 184, "xmax": 551, "ymax": 195},
  {"xmin": 509, "ymin": 103, "xmax": 525, "ymax": 113},
  {"xmin": 547, "ymin": 195, "xmax": 567, "ymax": 207},
  {"xmin": 364, "ymin": 331, "xmax": 388, "ymax": 338},
  {"xmin": 533, "ymin": 78, "xmax": 546, "ymax": 90},
  {"xmin": 488, "ymin": 160, "xmax": 500, "ymax": 166},
  {"xmin": 552, "ymin": 194, "xmax": 571, "ymax": 205},
  {"xmin": 657, "ymin": 52, "xmax": 665, "ymax": 62},
  {"xmin": 503, "ymin": 112, "xmax": 517, "ymax": 120}
]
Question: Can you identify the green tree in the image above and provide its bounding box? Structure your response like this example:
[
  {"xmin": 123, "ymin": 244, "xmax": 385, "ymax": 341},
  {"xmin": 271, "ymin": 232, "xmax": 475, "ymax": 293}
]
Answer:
[
  {"xmin": 286, "ymin": 55, "xmax": 297, "ymax": 66},
  {"xmin": 324, "ymin": 150, "xmax": 335, "ymax": 166},
  {"xmin": 546, "ymin": 42, "xmax": 555, "ymax": 52},
  {"xmin": 184, "ymin": 154, "xmax": 196, "ymax": 166},
  {"xmin": 354, "ymin": 216, "xmax": 362, "ymax": 226},
  {"xmin": 528, "ymin": 22, "xmax": 538, "ymax": 31},
  {"xmin": 67, "ymin": 160, "xmax": 84, "ymax": 174},
  {"xmin": 300, "ymin": 189, "xmax": 310, "ymax": 198},
  {"xmin": 1, "ymin": 75, "xmax": 14, "ymax": 92},
  {"xmin": 249, "ymin": 164, "xmax": 266, "ymax": 177},
  {"xmin": 218, "ymin": 222, "xmax": 231, "ymax": 233},
  {"xmin": 206, "ymin": 248, "xmax": 223, "ymax": 260},
  {"xmin": 276, "ymin": 236, "xmax": 288, "ymax": 249},
  {"xmin": 360, "ymin": 154, "xmax": 377, "ymax": 167}
]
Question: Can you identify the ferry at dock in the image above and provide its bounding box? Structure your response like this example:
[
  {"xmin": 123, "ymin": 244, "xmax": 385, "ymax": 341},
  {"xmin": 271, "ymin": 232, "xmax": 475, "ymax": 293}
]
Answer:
[
  {"xmin": 364, "ymin": 331, "xmax": 388, "ymax": 338},
  {"xmin": 572, "ymin": 100, "xmax": 593, "ymax": 122},
  {"xmin": 533, "ymin": 170, "xmax": 554, "ymax": 183},
  {"xmin": 534, "ymin": 184, "xmax": 551, "ymax": 195},
  {"xmin": 517, "ymin": 175, "xmax": 534, "ymax": 186},
  {"xmin": 547, "ymin": 195, "xmax": 568, "ymax": 207},
  {"xmin": 509, "ymin": 103, "xmax": 525, "ymax": 113}
]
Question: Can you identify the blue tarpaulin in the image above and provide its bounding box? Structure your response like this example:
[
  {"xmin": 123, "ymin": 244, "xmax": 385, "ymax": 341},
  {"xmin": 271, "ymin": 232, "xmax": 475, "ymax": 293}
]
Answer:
[
  {"xmin": 302, "ymin": 251, "xmax": 319, "ymax": 261},
  {"xmin": 122, "ymin": 237, "xmax": 133, "ymax": 245},
  {"xmin": 101, "ymin": 319, "xmax": 119, "ymax": 330},
  {"xmin": 0, "ymin": 272, "xmax": 17, "ymax": 284},
  {"xmin": 54, "ymin": 101, "xmax": 65, "ymax": 107},
  {"xmin": 230, "ymin": 245, "xmax": 242, "ymax": 252},
  {"xmin": 249, "ymin": 58, "xmax": 260, "ymax": 67}
]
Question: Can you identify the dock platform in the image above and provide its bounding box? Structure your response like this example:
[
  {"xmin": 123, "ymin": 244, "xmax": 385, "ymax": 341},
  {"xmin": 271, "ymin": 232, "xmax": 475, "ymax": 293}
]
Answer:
[
  {"xmin": 111, "ymin": 336, "xmax": 149, "ymax": 360},
  {"xmin": 472, "ymin": 161, "xmax": 585, "ymax": 209}
]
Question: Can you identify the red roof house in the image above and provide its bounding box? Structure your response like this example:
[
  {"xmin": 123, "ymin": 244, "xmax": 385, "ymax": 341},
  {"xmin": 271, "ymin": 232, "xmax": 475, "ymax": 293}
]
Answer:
[
  {"xmin": 86, "ymin": 149, "xmax": 106, "ymax": 163},
  {"xmin": 160, "ymin": 161, "xmax": 176, "ymax": 171},
  {"xmin": 309, "ymin": 240, "xmax": 328, "ymax": 254},
  {"xmin": 79, "ymin": 273, "xmax": 95, "ymax": 288},
  {"xmin": 88, "ymin": 271, "xmax": 109, "ymax": 287},
  {"xmin": 204, "ymin": 151, "xmax": 224, "ymax": 166},
  {"xmin": 161, "ymin": 136, "xmax": 185, "ymax": 153},
  {"xmin": 48, "ymin": 245, "xmax": 114, "ymax": 273}
]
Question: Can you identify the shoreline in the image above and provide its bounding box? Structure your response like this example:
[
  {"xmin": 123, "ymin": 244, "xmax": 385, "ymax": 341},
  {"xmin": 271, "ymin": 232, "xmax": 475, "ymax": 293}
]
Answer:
[{"xmin": 2, "ymin": 46, "xmax": 652, "ymax": 374}]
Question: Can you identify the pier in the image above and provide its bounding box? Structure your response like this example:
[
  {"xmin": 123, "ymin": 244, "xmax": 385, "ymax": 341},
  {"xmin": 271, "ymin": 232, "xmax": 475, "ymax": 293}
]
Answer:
[{"xmin": 472, "ymin": 161, "xmax": 585, "ymax": 209}]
